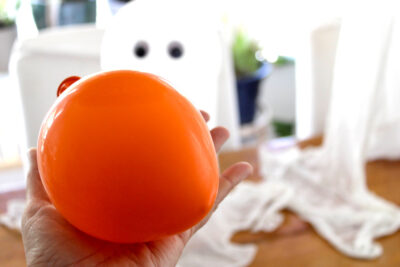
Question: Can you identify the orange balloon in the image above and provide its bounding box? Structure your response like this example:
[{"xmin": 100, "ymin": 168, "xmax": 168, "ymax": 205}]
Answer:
[{"xmin": 37, "ymin": 70, "xmax": 219, "ymax": 243}]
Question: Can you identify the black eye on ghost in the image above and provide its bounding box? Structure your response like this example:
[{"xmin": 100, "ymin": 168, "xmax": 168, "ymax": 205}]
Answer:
[
  {"xmin": 168, "ymin": 41, "xmax": 184, "ymax": 59},
  {"xmin": 133, "ymin": 41, "xmax": 149, "ymax": 58},
  {"xmin": 133, "ymin": 41, "xmax": 184, "ymax": 59}
]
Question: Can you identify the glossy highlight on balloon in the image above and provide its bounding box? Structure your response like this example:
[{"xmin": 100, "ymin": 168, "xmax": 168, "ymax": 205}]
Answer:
[{"xmin": 37, "ymin": 70, "xmax": 219, "ymax": 243}]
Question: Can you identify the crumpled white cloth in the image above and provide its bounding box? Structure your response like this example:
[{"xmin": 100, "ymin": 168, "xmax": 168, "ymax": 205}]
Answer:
[
  {"xmin": 260, "ymin": 147, "xmax": 400, "ymax": 259},
  {"xmin": 178, "ymin": 181, "xmax": 290, "ymax": 267},
  {"xmin": 255, "ymin": 10, "xmax": 400, "ymax": 260},
  {"xmin": 0, "ymin": 198, "xmax": 25, "ymax": 231}
]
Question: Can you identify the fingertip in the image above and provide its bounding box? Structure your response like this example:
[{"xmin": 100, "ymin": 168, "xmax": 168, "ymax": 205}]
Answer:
[
  {"xmin": 215, "ymin": 161, "xmax": 253, "ymax": 207},
  {"xmin": 200, "ymin": 110, "xmax": 210, "ymax": 122},
  {"xmin": 220, "ymin": 127, "xmax": 230, "ymax": 138},
  {"xmin": 27, "ymin": 148, "xmax": 37, "ymax": 160},
  {"xmin": 222, "ymin": 161, "xmax": 253, "ymax": 182},
  {"xmin": 237, "ymin": 161, "xmax": 254, "ymax": 175},
  {"xmin": 25, "ymin": 147, "xmax": 49, "ymax": 202},
  {"xmin": 27, "ymin": 148, "xmax": 38, "ymax": 171},
  {"xmin": 211, "ymin": 126, "xmax": 230, "ymax": 139},
  {"xmin": 233, "ymin": 161, "xmax": 253, "ymax": 180},
  {"xmin": 210, "ymin": 127, "xmax": 230, "ymax": 152}
]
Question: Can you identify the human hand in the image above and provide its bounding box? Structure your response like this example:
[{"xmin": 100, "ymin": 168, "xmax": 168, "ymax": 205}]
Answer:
[{"xmin": 22, "ymin": 111, "xmax": 253, "ymax": 267}]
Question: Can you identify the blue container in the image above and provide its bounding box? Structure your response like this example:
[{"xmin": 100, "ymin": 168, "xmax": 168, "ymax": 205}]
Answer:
[{"xmin": 237, "ymin": 62, "xmax": 272, "ymax": 124}]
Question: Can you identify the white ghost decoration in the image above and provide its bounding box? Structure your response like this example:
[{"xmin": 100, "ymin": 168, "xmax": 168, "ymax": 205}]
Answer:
[{"xmin": 101, "ymin": 0, "xmax": 240, "ymax": 149}]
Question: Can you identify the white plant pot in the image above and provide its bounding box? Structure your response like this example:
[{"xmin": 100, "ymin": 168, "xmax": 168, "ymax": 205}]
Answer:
[{"xmin": 0, "ymin": 26, "xmax": 17, "ymax": 72}]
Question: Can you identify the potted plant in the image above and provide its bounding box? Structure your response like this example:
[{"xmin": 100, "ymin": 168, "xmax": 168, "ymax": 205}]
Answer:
[
  {"xmin": 233, "ymin": 29, "xmax": 272, "ymax": 125},
  {"xmin": 0, "ymin": 0, "xmax": 17, "ymax": 72}
]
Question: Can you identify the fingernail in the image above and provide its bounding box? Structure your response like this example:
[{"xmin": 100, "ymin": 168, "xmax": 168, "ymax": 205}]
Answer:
[
  {"xmin": 26, "ymin": 148, "xmax": 36, "ymax": 161},
  {"xmin": 241, "ymin": 163, "xmax": 254, "ymax": 179}
]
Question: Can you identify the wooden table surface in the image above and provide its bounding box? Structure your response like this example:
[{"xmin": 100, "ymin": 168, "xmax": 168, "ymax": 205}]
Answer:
[{"xmin": 1, "ymin": 138, "xmax": 400, "ymax": 266}]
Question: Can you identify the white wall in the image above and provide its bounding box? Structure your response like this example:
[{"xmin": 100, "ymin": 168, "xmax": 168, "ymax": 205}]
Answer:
[{"xmin": 258, "ymin": 64, "xmax": 296, "ymax": 123}]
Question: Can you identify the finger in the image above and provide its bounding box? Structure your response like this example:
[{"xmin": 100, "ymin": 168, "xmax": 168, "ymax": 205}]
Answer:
[
  {"xmin": 26, "ymin": 148, "xmax": 50, "ymax": 203},
  {"xmin": 214, "ymin": 162, "xmax": 253, "ymax": 207},
  {"xmin": 210, "ymin": 127, "xmax": 229, "ymax": 153},
  {"xmin": 200, "ymin": 110, "xmax": 210, "ymax": 122},
  {"xmin": 190, "ymin": 161, "xmax": 253, "ymax": 235}
]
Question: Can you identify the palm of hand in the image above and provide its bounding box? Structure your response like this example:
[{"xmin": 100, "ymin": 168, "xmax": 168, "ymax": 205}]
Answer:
[
  {"xmin": 24, "ymin": 199, "xmax": 192, "ymax": 266},
  {"xmin": 22, "ymin": 114, "xmax": 252, "ymax": 267}
]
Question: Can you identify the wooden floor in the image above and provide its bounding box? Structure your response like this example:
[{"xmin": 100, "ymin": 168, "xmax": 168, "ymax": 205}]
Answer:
[{"xmin": 0, "ymin": 138, "xmax": 399, "ymax": 266}]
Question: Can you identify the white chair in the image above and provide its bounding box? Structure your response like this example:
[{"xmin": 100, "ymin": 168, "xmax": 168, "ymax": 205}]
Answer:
[
  {"xmin": 9, "ymin": 25, "xmax": 103, "ymax": 170},
  {"xmin": 295, "ymin": 19, "xmax": 341, "ymax": 141},
  {"xmin": 295, "ymin": 17, "xmax": 400, "ymax": 160}
]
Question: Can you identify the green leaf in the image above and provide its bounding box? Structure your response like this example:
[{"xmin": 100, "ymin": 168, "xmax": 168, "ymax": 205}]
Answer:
[
  {"xmin": 232, "ymin": 30, "xmax": 262, "ymax": 78},
  {"xmin": 0, "ymin": 0, "xmax": 17, "ymax": 27},
  {"xmin": 272, "ymin": 120, "xmax": 294, "ymax": 137}
]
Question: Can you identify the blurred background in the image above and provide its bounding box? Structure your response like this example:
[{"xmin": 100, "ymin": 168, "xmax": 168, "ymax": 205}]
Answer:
[{"xmin": 0, "ymin": 0, "xmax": 348, "ymax": 192}]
